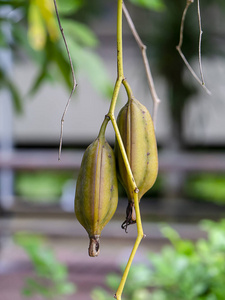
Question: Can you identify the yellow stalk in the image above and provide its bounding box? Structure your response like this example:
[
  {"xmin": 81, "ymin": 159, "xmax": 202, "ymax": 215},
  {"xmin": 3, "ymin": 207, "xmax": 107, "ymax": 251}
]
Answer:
[{"xmin": 106, "ymin": 0, "xmax": 145, "ymax": 299}]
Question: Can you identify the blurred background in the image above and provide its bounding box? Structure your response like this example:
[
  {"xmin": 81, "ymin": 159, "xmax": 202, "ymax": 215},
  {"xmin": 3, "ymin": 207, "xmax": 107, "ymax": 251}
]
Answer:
[{"xmin": 1, "ymin": 0, "xmax": 225, "ymax": 299}]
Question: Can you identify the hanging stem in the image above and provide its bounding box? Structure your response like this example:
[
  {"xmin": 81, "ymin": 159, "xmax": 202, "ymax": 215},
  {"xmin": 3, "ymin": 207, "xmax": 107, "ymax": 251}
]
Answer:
[
  {"xmin": 122, "ymin": 3, "xmax": 160, "ymax": 127},
  {"xmin": 105, "ymin": 1, "xmax": 145, "ymax": 299},
  {"xmin": 53, "ymin": 0, "xmax": 77, "ymax": 160},
  {"xmin": 197, "ymin": 0, "xmax": 204, "ymax": 85},
  {"xmin": 176, "ymin": 0, "xmax": 211, "ymax": 95}
]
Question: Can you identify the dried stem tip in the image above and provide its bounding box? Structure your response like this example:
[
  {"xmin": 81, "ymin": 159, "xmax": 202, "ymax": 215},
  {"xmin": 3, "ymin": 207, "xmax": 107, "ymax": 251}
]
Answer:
[{"xmin": 88, "ymin": 236, "xmax": 100, "ymax": 257}]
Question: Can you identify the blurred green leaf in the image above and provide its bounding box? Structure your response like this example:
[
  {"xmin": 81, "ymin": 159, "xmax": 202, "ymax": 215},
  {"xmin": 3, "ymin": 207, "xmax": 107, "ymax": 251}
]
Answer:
[
  {"xmin": 132, "ymin": 288, "xmax": 151, "ymax": 300},
  {"xmin": 56, "ymin": 283, "xmax": 76, "ymax": 295},
  {"xmin": 161, "ymin": 226, "xmax": 195, "ymax": 256},
  {"xmin": 62, "ymin": 19, "xmax": 99, "ymax": 48},
  {"xmin": 13, "ymin": 26, "xmax": 44, "ymax": 65},
  {"xmin": 57, "ymin": 0, "xmax": 84, "ymax": 15},
  {"xmin": 161, "ymin": 226, "xmax": 180, "ymax": 243},
  {"xmin": 185, "ymin": 174, "xmax": 225, "ymax": 205},
  {"xmin": 106, "ymin": 273, "xmax": 121, "ymax": 291},
  {"xmin": 68, "ymin": 41, "xmax": 113, "ymax": 98},
  {"xmin": 29, "ymin": 63, "xmax": 51, "ymax": 95},
  {"xmin": 5, "ymin": 78, "xmax": 23, "ymax": 113},
  {"xmin": 91, "ymin": 288, "xmax": 114, "ymax": 300},
  {"xmin": 0, "ymin": 1, "xmax": 25, "ymax": 7},
  {"xmin": 15, "ymin": 171, "xmax": 72, "ymax": 202},
  {"xmin": 129, "ymin": 0, "xmax": 165, "ymax": 11},
  {"xmin": 15, "ymin": 233, "xmax": 76, "ymax": 299},
  {"xmin": 95, "ymin": 220, "xmax": 225, "ymax": 300},
  {"xmin": 23, "ymin": 278, "xmax": 50, "ymax": 298}
]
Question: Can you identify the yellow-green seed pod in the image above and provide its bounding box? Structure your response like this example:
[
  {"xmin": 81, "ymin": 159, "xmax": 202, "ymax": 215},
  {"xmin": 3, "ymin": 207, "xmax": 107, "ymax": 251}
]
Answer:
[
  {"xmin": 115, "ymin": 97, "xmax": 158, "ymax": 230},
  {"xmin": 75, "ymin": 118, "xmax": 118, "ymax": 256}
]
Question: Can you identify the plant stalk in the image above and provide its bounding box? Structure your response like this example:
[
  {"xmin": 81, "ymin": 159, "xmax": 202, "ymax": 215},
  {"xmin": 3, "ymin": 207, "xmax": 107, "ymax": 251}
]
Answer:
[{"xmin": 106, "ymin": 1, "xmax": 145, "ymax": 299}]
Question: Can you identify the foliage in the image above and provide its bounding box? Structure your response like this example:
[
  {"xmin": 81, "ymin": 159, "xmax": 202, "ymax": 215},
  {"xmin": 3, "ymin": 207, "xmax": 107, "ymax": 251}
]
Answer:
[
  {"xmin": 0, "ymin": 0, "xmax": 113, "ymax": 112},
  {"xmin": 92, "ymin": 219, "xmax": 225, "ymax": 300},
  {"xmin": 128, "ymin": 0, "xmax": 165, "ymax": 11},
  {"xmin": 185, "ymin": 174, "xmax": 225, "ymax": 205},
  {"xmin": 15, "ymin": 171, "xmax": 74, "ymax": 202},
  {"xmin": 14, "ymin": 233, "xmax": 76, "ymax": 299},
  {"xmin": 0, "ymin": 0, "xmax": 166, "ymax": 113}
]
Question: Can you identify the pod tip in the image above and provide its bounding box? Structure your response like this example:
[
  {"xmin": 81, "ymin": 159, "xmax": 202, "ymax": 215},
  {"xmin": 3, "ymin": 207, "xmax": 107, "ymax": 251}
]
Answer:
[{"xmin": 88, "ymin": 236, "xmax": 100, "ymax": 257}]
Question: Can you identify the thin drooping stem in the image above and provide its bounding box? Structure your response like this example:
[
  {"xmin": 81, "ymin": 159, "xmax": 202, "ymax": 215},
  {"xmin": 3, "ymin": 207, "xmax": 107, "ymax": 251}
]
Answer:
[
  {"xmin": 197, "ymin": 0, "xmax": 204, "ymax": 85},
  {"xmin": 177, "ymin": 0, "xmax": 193, "ymax": 50},
  {"xmin": 122, "ymin": 3, "xmax": 160, "ymax": 127},
  {"xmin": 53, "ymin": 0, "xmax": 77, "ymax": 160},
  {"xmin": 176, "ymin": 0, "xmax": 211, "ymax": 95}
]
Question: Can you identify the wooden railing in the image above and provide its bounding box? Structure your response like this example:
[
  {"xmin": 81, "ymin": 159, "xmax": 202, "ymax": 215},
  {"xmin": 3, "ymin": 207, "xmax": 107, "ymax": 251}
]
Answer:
[{"xmin": 1, "ymin": 150, "xmax": 225, "ymax": 172}]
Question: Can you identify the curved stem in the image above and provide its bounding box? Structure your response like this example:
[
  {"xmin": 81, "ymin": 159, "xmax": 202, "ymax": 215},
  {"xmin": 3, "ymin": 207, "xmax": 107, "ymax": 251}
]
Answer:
[
  {"xmin": 122, "ymin": 78, "xmax": 134, "ymax": 100},
  {"xmin": 98, "ymin": 115, "xmax": 110, "ymax": 138},
  {"xmin": 53, "ymin": 0, "xmax": 77, "ymax": 160}
]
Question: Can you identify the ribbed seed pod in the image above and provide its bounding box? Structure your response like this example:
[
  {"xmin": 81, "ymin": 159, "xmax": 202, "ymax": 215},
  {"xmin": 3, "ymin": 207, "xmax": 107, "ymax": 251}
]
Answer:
[
  {"xmin": 115, "ymin": 97, "xmax": 158, "ymax": 231},
  {"xmin": 75, "ymin": 118, "xmax": 118, "ymax": 257}
]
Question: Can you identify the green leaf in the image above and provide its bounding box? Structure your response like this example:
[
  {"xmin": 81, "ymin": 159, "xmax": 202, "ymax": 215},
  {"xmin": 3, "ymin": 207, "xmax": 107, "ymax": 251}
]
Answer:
[
  {"xmin": 132, "ymin": 288, "xmax": 151, "ymax": 300},
  {"xmin": 106, "ymin": 273, "xmax": 121, "ymax": 291},
  {"xmin": 6, "ymin": 78, "xmax": 23, "ymax": 113},
  {"xmin": 91, "ymin": 288, "xmax": 113, "ymax": 300},
  {"xmin": 13, "ymin": 26, "xmax": 44, "ymax": 65},
  {"xmin": 22, "ymin": 286, "xmax": 34, "ymax": 297},
  {"xmin": 56, "ymin": 282, "xmax": 76, "ymax": 295},
  {"xmin": 187, "ymin": 175, "xmax": 225, "ymax": 204},
  {"xmin": 129, "ymin": 0, "xmax": 165, "ymax": 11},
  {"xmin": 24, "ymin": 278, "xmax": 51, "ymax": 298},
  {"xmin": 161, "ymin": 226, "xmax": 180, "ymax": 243},
  {"xmin": 124, "ymin": 264, "xmax": 152, "ymax": 292},
  {"xmin": 29, "ymin": 61, "xmax": 53, "ymax": 96},
  {"xmin": 15, "ymin": 233, "xmax": 77, "ymax": 298},
  {"xmin": 65, "ymin": 41, "xmax": 113, "ymax": 98},
  {"xmin": 52, "ymin": 43, "xmax": 73, "ymax": 90},
  {"xmin": 57, "ymin": 0, "xmax": 84, "ymax": 15},
  {"xmin": 62, "ymin": 19, "xmax": 98, "ymax": 48}
]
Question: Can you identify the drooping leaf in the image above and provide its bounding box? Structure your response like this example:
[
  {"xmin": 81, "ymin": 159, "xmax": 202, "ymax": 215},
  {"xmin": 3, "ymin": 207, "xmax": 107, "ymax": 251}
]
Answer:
[
  {"xmin": 29, "ymin": 60, "xmax": 51, "ymax": 95},
  {"xmin": 5, "ymin": 78, "xmax": 23, "ymax": 113},
  {"xmin": 13, "ymin": 26, "xmax": 44, "ymax": 65}
]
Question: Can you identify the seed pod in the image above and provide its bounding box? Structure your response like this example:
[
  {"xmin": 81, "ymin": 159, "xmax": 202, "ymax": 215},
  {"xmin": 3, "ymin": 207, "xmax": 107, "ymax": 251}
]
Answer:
[
  {"xmin": 75, "ymin": 118, "xmax": 118, "ymax": 257},
  {"xmin": 115, "ymin": 97, "xmax": 158, "ymax": 231}
]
